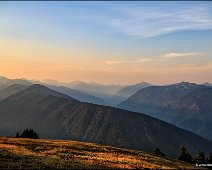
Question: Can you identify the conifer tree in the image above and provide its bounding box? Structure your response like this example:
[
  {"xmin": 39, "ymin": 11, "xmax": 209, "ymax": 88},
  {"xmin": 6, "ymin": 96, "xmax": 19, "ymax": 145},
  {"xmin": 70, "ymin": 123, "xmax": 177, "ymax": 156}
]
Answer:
[
  {"xmin": 209, "ymin": 152, "xmax": 212, "ymax": 164},
  {"xmin": 15, "ymin": 132, "xmax": 19, "ymax": 138},
  {"xmin": 194, "ymin": 151, "xmax": 206, "ymax": 164},
  {"xmin": 154, "ymin": 147, "xmax": 165, "ymax": 156},
  {"xmin": 178, "ymin": 145, "xmax": 192, "ymax": 163},
  {"xmin": 20, "ymin": 128, "xmax": 39, "ymax": 139}
]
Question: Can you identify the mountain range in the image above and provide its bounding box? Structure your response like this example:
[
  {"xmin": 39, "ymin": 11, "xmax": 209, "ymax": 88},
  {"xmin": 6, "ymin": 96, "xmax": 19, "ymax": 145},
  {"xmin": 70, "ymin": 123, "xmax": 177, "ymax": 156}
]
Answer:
[
  {"xmin": 3, "ymin": 77, "xmax": 152, "ymax": 106},
  {"xmin": 0, "ymin": 84, "xmax": 211, "ymax": 158},
  {"xmin": 0, "ymin": 77, "xmax": 107, "ymax": 106},
  {"xmin": 203, "ymin": 82, "xmax": 212, "ymax": 87},
  {"xmin": 0, "ymin": 84, "xmax": 27, "ymax": 101},
  {"xmin": 66, "ymin": 81, "xmax": 124, "ymax": 105},
  {"xmin": 110, "ymin": 82, "xmax": 152, "ymax": 105},
  {"xmin": 46, "ymin": 85, "xmax": 107, "ymax": 105},
  {"xmin": 118, "ymin": 82, "xmax": 212, "ymax": 140},
  {"xmin": 33, "ymin": 79, "xmax": 151, "ymax": 106},
  {"xmin": 43, "ymin": 79, "xmax": 124, "ymax": 102},
  {"xmin": 0, "ymin": 76, "xmax": 32, "ymax": 91}
]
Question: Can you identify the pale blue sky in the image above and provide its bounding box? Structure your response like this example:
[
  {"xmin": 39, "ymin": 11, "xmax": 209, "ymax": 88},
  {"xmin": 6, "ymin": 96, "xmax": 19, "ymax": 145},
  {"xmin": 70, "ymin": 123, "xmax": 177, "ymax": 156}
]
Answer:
[{"xmin": 0, "ymin": 1, "xmax": 212, "ymax": 84}]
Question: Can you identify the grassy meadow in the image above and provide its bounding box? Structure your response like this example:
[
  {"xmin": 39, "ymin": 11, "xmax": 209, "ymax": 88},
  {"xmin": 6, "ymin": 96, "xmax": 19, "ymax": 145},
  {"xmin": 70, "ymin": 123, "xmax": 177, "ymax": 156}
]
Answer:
[{"xmin": 0, "ymin": 136, "xmax": 201, "ymax": 169}]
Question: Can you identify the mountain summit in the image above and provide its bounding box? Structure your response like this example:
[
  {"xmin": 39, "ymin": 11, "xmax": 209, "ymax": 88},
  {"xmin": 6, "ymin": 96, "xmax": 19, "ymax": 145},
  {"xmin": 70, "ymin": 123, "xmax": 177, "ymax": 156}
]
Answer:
[{"xmin": 119, "ymin": 82, "xmax": 212, "ymax": 140}]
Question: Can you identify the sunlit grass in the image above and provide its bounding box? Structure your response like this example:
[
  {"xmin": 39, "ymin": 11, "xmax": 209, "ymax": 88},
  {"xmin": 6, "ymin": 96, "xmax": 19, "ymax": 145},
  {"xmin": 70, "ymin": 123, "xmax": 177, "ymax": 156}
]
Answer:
[{"xmin": 0, "ymin": 136, "xmax": 200, "ymax": 169}]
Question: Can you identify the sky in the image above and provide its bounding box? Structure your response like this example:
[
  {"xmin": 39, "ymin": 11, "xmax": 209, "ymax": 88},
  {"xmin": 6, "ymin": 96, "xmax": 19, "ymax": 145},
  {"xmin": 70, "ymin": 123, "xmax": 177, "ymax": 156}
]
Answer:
[{"xmin": 0, "ymin": 1, "xmax": 212, "ymax": 85}]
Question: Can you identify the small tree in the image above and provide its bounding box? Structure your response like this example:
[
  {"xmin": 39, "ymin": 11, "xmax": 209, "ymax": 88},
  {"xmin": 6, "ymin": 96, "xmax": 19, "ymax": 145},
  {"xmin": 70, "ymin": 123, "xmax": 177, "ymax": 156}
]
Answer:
[
  {"xmin": 205, "ymin": 157, "xmax": 209, "ymax": 164},
  {"xmin": 15, "ymin": 132, "xmax": 20, "ymax": 138},
  {"xmin": 194, "ymin": 151, "xmax": 206, "ymax": 164},
  {"xmin": 178, "ymin": 145, "xmax": 192, "ymax": 163},
  {"xmin": 209, "ymin": 152, "xmax": 212, "ymax": 164},
  {"xmin": 20, "ymin": 128, "xmax": 39, "ymax": 139},
  {"xmin": 154, "ymin": 147, "xmax": 165, "ymax": 156}
]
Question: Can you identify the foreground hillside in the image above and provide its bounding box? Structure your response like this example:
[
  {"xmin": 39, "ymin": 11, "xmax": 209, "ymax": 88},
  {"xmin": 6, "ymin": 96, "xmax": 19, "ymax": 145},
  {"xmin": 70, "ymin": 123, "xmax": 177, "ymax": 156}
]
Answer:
[{"xmin": 0, "ymin": 137, "xmax": 199, "ymax": 169}]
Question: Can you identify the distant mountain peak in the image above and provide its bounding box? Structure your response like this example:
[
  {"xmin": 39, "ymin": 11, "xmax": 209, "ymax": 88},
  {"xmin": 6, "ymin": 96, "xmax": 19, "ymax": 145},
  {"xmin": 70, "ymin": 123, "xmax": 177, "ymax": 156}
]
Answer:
[
  {"xmin": 23, "ymin": 84, "xmax": 74, "ymax": 100},
  {"xmin": 175, "ymin": 81, "xmax": 196, "ymax": 85},
  {"xmin": 4, "ymin": 83, "xmax": 26, "ymax": 88},
  {"xmin": 0, "ymin": 84, "xmax": 27, "ymax": 101},
  {"xmin": 0, "ymin": 76, "xmax": 7, "ymax": 79},
  {"xmin": 22, "ymin": 84, "xmax": 54, "ymax": 94},
  {"xmin": 28, "ymin": 84, "xmax": 48, "ymax": 89},
  {"xmin": 171, "ymin": 82, "xmax": 198, "ymax": 89},
  {"xmin": 136, "ymin": 82, "xmax": 152, "ymax": 86},
  {"xmin": 112, "ymin": 82, "xmax": 152, "ymax": 103},
  {"xmin": 0, "ymin": 76, "xmax": 9, "ymax": 81},
  {"xmin": 203, "ymin": 82, "xmax": 212, "ymax": 86}
]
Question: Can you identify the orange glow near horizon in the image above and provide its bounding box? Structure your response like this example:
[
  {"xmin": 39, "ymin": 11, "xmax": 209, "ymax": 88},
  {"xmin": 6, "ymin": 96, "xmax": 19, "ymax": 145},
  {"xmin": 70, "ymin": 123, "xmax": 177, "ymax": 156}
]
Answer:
[{"xmin": 1, "ymin": 37, "xmax": 212, "ymax": 85}]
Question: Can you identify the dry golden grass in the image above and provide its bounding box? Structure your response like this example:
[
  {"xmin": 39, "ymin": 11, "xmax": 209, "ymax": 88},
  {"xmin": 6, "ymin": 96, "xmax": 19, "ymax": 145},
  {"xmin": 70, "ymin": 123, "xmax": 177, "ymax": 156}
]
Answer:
[{"xmin": 0, "ymin": 136, "xmax": 200, "ymax": 169}]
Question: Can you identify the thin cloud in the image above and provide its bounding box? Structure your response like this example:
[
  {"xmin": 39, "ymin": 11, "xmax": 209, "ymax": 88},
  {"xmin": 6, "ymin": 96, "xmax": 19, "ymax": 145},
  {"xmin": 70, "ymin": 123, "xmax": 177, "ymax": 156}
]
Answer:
[
  {"xmin": 105, "ymin": 58, "xmax": 128, "ymax": 65},
  {"xmin": 136, "ymin": 58, "xmax": 168, "ymax": 63},
  {"xmin": 105, "ymin": 51, "xmax": 206, "ymax": 66},
  {"xmin": 105, "ymin": 57, "xmax": 159, "ymax": 65},
  {"xmin": 104, "ymin": 2, "xmax": 212, "ymax": 38},
  {"xmin": 1, "ymin": 2, "xmax": 212, "ymax": 40},
  {"xmin": 161, "ymin": 52, "xmax": 204, "ymax": 59},
  {"xmin": 136, "ymin": 58, "xmax": 154, "ymax": 63}
]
